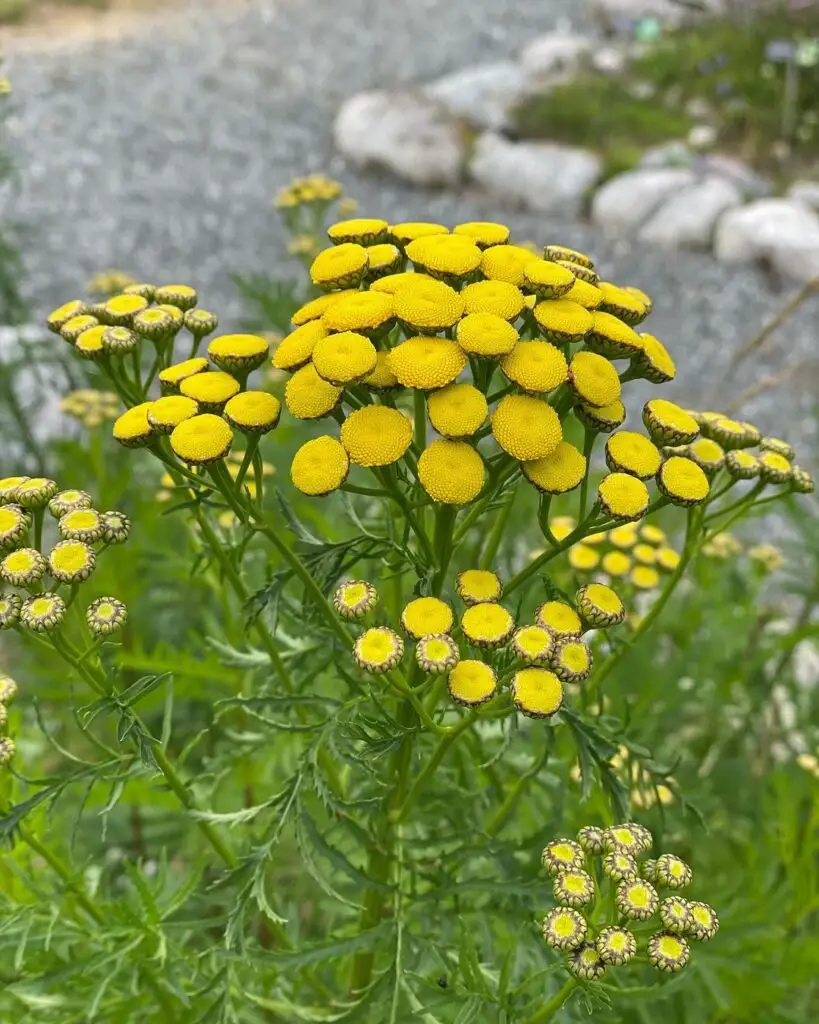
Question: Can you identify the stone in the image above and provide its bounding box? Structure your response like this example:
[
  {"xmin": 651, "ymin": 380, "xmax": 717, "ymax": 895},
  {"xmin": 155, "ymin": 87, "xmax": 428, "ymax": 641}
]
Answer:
[
  {"xmin": 697, "ymin": 154, "xmax": 771, "ymax": 198},
  {"xmin": 787, "ymin": 180, "xmax": 819, "ymax": 211},
  {"xmin": 468, "ymin": 132, "xmax": 602, "ymax": 215},
  {"xmin": 590, "ymin": 45, "xmax": 629, "ymax": 76},
  {"xmin": 423, "ymin": 62, "xmax": 527, "ymax": 133},
  {"xmin": 638, "ymin": 176, "xmax": 742, "ymax": 249},
  {"xmin": 638, "ymin": 141, "xmax": 694, "ymax": 170},
  {"xmin": 333, "ymin": 90, "xmax": 466, "ymax": 188},
  {"xmin": 714, "ymin": 199, "xmax": 819, "ymax": 282},
  {"xmin": 519, "ymin": 31, "xmax": 592, "ymax": 83},
  {"xmin": 687, "ymin": 124, "xmax": 718, "ymax": 151},
  {"xmin": 591, "ymin": 168, "xmax": 696, "ymax": 235}
]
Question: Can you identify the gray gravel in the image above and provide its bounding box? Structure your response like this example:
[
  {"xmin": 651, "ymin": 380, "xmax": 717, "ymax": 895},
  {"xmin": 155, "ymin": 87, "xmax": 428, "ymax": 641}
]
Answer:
[{"xmin": 2, "ymin": 0, "xmax": 818, "ymax": 455}]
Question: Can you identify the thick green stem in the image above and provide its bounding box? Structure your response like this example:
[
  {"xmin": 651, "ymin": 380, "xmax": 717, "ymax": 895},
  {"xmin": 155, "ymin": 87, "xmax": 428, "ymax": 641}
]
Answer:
[
  {"xmin": 523, "ymin": 978, "xmax": 578, "ymax": 1024},
  {"xmin": 234, "ymin": 435, "xmax": 260, "ymax": 490}
]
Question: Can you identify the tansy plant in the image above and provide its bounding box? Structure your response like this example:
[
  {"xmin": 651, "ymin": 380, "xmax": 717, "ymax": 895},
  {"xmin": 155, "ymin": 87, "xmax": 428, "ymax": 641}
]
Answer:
[{"xmin": 0, "ymin": 211, "xmax": 813, "ymax": 1020}]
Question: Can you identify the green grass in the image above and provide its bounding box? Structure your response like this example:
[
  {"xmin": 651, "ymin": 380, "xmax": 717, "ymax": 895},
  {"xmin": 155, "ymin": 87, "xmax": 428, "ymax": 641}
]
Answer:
[{"xmin": 0, "ymin": 0, "xmax": 110, "ymax": 26}]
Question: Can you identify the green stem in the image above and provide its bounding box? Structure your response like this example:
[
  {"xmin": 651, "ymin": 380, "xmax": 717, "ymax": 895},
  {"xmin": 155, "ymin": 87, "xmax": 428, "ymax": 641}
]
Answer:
[
  {"xmin": 523, "ymin": 978, "xmax": 578, "ymax": 1024},
  {"xmin": 505, "ymin": 512, "xmax": 609, "ymax": 596},
  {"xmin": 234, "ymin": 435, "xmax": 260, "ymax": 490},
  {"xmin": 32, "ymin": 508, "xmax": 44, "ymax": 551},
  {"xmin": 414, "ymin": 390, "xmax": 426, "ymax": 453},
  {"xmin": 377, "ymin": 467, "xmax": 436, "ymax": 566},
  {"xmin": 392, "ymin": 712, "xmax": 477, "ymax": 822},
  {"xmin": 479, "ymin": 486, "xmax": 517, "ymax": 569},
  {"xmin": 485, "ymin": 737, "xmax": 553, "ymax": 836},
  {"xmin": 578, "ymin": 428, "xmax": 597, "ymax": 522},
  {"xmin": 704, "ymin": 480, "xmax": 765, "ymax": 525}
]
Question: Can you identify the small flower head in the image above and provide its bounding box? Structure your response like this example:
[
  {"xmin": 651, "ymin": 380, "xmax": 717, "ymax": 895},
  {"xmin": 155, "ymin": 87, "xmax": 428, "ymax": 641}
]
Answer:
[
  {"xmin": 492, "ymin": 394, "xmax": 563, "ymax": 462},
  {"xmin": 568, "ymin": 543, "xmax": 600, "ymax": 571},
  {"xmin": 388, "ymin": 336, "xmax": 467, "ymax": 390},
  {"xmin": 147, "ymin": 396, "xmax": 200, "ymax": 434},
  {"xmin": 461, "ymin": 602, "xmax": 514, "ymax": 648},
  {"xmin": 60, "ymin": 314, "xmax": 100, "ymax": 344},
  {"xmin": 511, "ymin": 624, "xmax": 555, "ymax": 665},
  {"xmin": 290, "ymin": 436, "xmax": 350, "ymax": 496},
  {"xmin": 58, "ymin": 508, "xmax": 105, "ymax": 543},
  {"xmin": 568, "ymin": 351, "xmax": 622, "ymax": 408},
  {"xmin": 575, "ymin": 398, "xmax": 626, "ymax": 434},
  {"xmin": 456, "ymin": 312, "xmax": 519, "ymax": 358},
  {"xmin": 328, "ymin": 218, "xmax": 389, "ymax": 246},
  {"xmin": 47, "ymin": 299, "xmax": 88, "ymax": 333},
  {"xmin": 0, "ymin": 477, "xmax": 30, "ymax": 505},
  {"xmin": 455, "ymin": 569, "xmax": 502, "ymax": 606},
  {"xmin": 648, "ymin": 932, "xmax": 690, "ymax": 973},
  {"xmin": 170, "ymin": 414, "xmax": 233, "ymax": 465},
  {"xmin": 500, "ymin": 340, "xmax": 567, "ymax": 395},
  {"xmin": 657, "ymin": 456, "xmax": 710, "ymax": 506},
  {"xmin": 1, "ymin": 548, "xmax": 47, "ymax": 585},
  {"xmin": 633, "ymin": 542, "xmax": 656, "ymax": 566},
  {"xmin": 536, "ymin": 600, "xmax": 582, "ymax": 638},
  {"xmin": 311, "ymin": 243, "xmax": 369, "ymax": 290},
  {"xmin": 541, "ymin": 838, "xmax": 584, "ymax": 876},
  {"xmin": 542, "ymin": 907, "xmax": 588, "ymax": 951},
  {"xmin": 113, "ymin": 403, "xmax": 154, "ymax": 447},
  {"xmin": 86, "ymin": 597, "xmax": 127, "ymax": 635},
  {"xmin": 603, "ymin": 851, "xmax": 639, "ymax": 882},
  {"xmin": 602, "ymin": 551, "xmax": 632, "ymax": 577},
  {"xmin": 448, "ymin": 659, "xmax": 496, "ymax": 706},
  {"xmin": 660, "ymin": 896, "xmax": 693, "ymax": 935},
  {"xmin": 0, "ymin": 737, "xmax": 15, "ymax": 767},
  {"xmin": 341, "ymin": 405, "xmax": 413, "ymax": 467},
  {"xmin": 563, "ymin": 274, "xmax": 603, "ymax": 307},
  {"xmin": 523, "ymin": 441, "xmax": 586, "ymax": 495},
  {"xmin": 758, "ymin": 451, "xmax": 793, "ymax": 485},
  {"xmin": 616, "ymin": 878, "xmax": 659, "ymax": 920},
  {"xmin": 792, "ymin": 466, "xmax": 815, "ymax": 494},
  {"xmin": 454, "ymin": 221, "xmax": 510, "ymax": 248},
  {"xmin": 15, "ymin": 478, "xmax": 59, "ymax": 510},
  {"xmin": 577, "ymin": 583, "xmax": 625, "ymax": 629},
  {"xmin": 480, "ymin": 243, "xmax": 537, "ymax": 287},
  {"xmin": 389, "ymin": 222, "xmax": 449, "ymax": 245},
  {"xmin": 760, "ymin": 436, "xmax": 795, "ymax": 461},
  {"xmin": 605, "ymin": 823, "xmax": 648, "ymax": 855},
  {"xmin": 597, "ymin": 473, "xmax": 650, "ymax": 523},
  {"xmin": 416, "ymin": 634, "xmax": 460, "ymax": 674},
  {"xmin": 418, "ymin": 440, "xmax": 485, "ymax": 505},
  {"xmin": 285, "ymin": 364, "xmax": 343, "ymax": 420},
  {"xmin": 20, "ymin": 592, "xmax": 66, "ymax": 633},
  {"xmin": 363, "ymin": 243, "xmax": 402, "ymax": 281},
  {"xmin": 273, "ymin": 320, "xmax": 328, "ymax": 371},
  {"xmin": 725, "ymin": 449, "xmax": 760, "ymax": 480},
  {"xmin": 223, "ymin": 392, "xmax": 282, "ymax": 434},
  {"xmin": 554, "ymin": 870, "xmax": 595, "ymax": 908},
  {"xmin": 154, "ymin": 284, "xmax": 197, "ymax": 311},
  {"xmin": 655, "ymin": 546, "xmax": 681, "ymax": 572},
  {"xmin": 655, "ymin": 853, "xmax": 692, "ymax": 889},
  {"xmin": 102, "ymin": 326, "xmax": 138, "ymax": 356},
  {"xmin": 688, "ymin": 437, "xmax": 725, "ymax": 474},
  {"xmin": 208, "ymin": 333, "xmax": 270, "ymax": 373},
  {"xmin": 333, "ymin": 580, "xmax": 377, "ymax": 620},
  {"xmin": 427, "ymin": 383, "xmax": 488, "ymax": 439},
  {"xmin": 102, "ymin": 293, "xmax": 148, "ymax": 326},
  {"xmin": 179, "ymin": 371, "xmax": 240, "ymax": 412},
  {"xmin": 706, "ymin": 416, "xmax": 749, "ymax": 450},
  {"xmin": 597, "ymin": 926, "xmax": 637, "ymax": 966},
  {"xmin": 353, "ymin": 627, "xmax": 404, "ymax": 674},
  {"xmin": 642, "ymin": 859, "xmax": 658, "ymax": 882},
  {"xmin": 0, "ymin": 504, "xmax": 30, "ymax": 549},
  {"xmin": 577, "ymin": 825, "xmax": 606, "ymax": 855},
  {"xmin": 101, "ymin": 511, "xmax": 131, "ymax": 544},
  {"xmin": 133, "ymin": 307, "xmax": 176, "ymax": 340},
  {"xmin": 568, "ymin": 942, "xmax": 607, "ymax": 980},
  {"xmin": 184, "ymin": 308, "xmax": 219, "ymax": 337},
  {"xmin": 313, "ymin": 331, "xmax": 378, "ymax": 385},
  {"xmin": 406, "ymin": 234, "xmax": 482, "ymax": 284},
  {"xmin": 322, "ymin": 291, "xmax": 394, "ymax": 337},
  {"xmin": 158, "ymin": 357, "xmax": 209, "ymax": 393},
  {"xmin": 631, "ymin": 565, "xmax": 660, "ymax": 589},
  {"xmin": 523, "ymin": 259, "xmax": 576, "ymax": 299},
  {"xmin": 362, "ymin": 352, "xmax": 401, "ymax": 392},
  {"xmin": 551, "ymin": 638, "xmax": 592, "ymax": 683},
  {"xmin": 605, "ymin": 431, "xmax": 662, "ymax": 480},
  {"xmin": 543, "ymin": 244, "xmax": 594, "ymax": 269},
  {"xmin": 686, "ymin": 901, "xmax": 719, "ymax": 942},
  {"xmin": 533, "ymin": 298, "xmax": 593, "ymax": 343},
  {"xmin": 0, "ymin": 675, "xmax": 18, "ymax": 702},
  {"xmin": 0, "ymin": 594, "xmax": 21, "ymax": 629},
  {"xmin": 513, "ymin": 668, "xmax": 564, "ymax": 719},
  {"xmin": 48, "ymin": 540, "xmax": 96, "ymax": 583},
  {"xmin": 401, "ymin": 596, "xmax": 454, "ymax": 639},
  {"xmin": 643, "ymin": 400, "xmax": 699, "ymax": 446},
  {"xmin": 586, "ymin": 310, "xmax": 644, "ymax": 359},
  {"xmin": 635, "ymin": 332, "xmax": 676, "ymax": 384},
  {"xmin": 461, "ymin": 279, "xmax": 524, "ymax": 321},
  {"xmin": 393, "ymin": 277, "xmax": 464, "ymax": 333},
  {"xmin": 597, "ymin": 282, "xmax": 649, "ymax": 325}
]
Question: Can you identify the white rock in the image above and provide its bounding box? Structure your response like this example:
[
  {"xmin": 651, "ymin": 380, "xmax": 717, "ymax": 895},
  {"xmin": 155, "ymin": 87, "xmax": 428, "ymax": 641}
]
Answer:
[
  {"xmin": 687, "ymin": 124, "xmax": 718, "ymax": 150},
  {"xmin": 423, "ymin": 62, "xmax": 527, "ymax": 132},
  {"xmin": 591, "ymin": 45, "xmax": 629, "ymax": 76},
  {"xmin": 698, "ymin": 153, "xmax": 771, "ymax": 198},
  {"xmin": 787, "ymin": 180, "xmax": 819, "ymax": 211},
  {"xmin": 591, "ymin": 168, "xmax": 696, "ymax": 235},
  {"xmin": 639, "ymin": 141, "xmax": 694, "ymax": 169},
  {"xmin": 519, "ymin": 31, "xmax": 592, "ymax": 83},
  {"xmin": 468, "ymin": 133, "xmax": 602, "ymax": 215},
  {"xmin": 638, "ymin": 176, "xmax": 742, "ymax": 249},
  {"xmin": 333, "ymin": 90, "xmax": 466, "ymax": 188},
  {"xmin": 714, "ymin": 199, "xmax": 819, "ymax": 281}
]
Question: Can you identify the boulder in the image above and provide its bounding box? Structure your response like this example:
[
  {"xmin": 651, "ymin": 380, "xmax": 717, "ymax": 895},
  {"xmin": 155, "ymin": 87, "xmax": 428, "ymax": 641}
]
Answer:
[
  {"xmin": 591, "ymin": 167, "xmax": 696, "ymax": 235},
  {"xmin": 714, "ymin": 199, "xmax": 819, "ymax": 282},
  {"xmin": 697, "ymin": 154, "xmax": 771, "ymax": 199},
  {"xmin": 787, "ymin": 180, "xmax": 819, "ymax": 211},
  {"xmin": 519, "ymin": 31, "xmax": 592, "ymax": 84},
  {"xmin": 468, "ymin": 133, "xmax": 602, "ymax": 215},
  {"xmin": 333, "ymin": 90, "xmax": 466, "ymax": 188},
  {"xmin": 423, "ymin": 62, "xmax": 527, "ymax": 133},
  {"xmin": 638, "ymin": 176, "xmax": 742, "ymax": 249}
]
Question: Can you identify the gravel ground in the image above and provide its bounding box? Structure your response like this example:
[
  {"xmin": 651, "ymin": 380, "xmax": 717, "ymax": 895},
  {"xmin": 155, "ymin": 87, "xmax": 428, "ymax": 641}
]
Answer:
[{"xmin": 2, "ymin": 0, "xmax": 818, "ymax": 454}]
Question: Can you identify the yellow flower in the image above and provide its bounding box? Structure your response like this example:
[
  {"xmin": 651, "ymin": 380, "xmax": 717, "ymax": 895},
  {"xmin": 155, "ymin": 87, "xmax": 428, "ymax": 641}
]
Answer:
[
  {"xmin": 522, "ymin": 441, "xmax": 586, "ymax": 494},
  {"xmin": 655, "ymin": 546, "xmax": 681, "ymax": 571},
  {"xmin": 327, "ymin": 217, "xmax": 389, "ymax": 245},
  {"xmin": 337, "ymin": 197, "xmax": 359, "ymax": 216},
  {"xmin": 536, "ymin": 600, "xmax": 582, "ymax": 638},
  {"xmin": 533, "ymin": 298, "xmax": 593, "ymax": 342},
  {"xmin": 418, "ymin": 440, "xmax": 485, "ymax": 504},
  {"xmin": 500, "ymin": 340, "xmax": 567, "ymax": 394},
  {"xmin": 563, "ymin": 277, "xmax": 603, "ymax": 309},
  {"xmin": 310, "ymin": 243, "xmax": 369, "ymax": 290},
  {"xmin": 362, "ymin": 352, "xmax": 401, "ymax": 391},
  {"xmin": 273, "ymin": 320, "xmax": 329, "ymax": 371},
  {"xmin": 512, "ymin": 668, "xmax": 563, "ymax": 719},
  {"xmin": 133, "ymin": 307, "xmax": 176, "ymax": 339},
  {"xmin": 587, "ymin": 311, "xmax": 644, "ymax": 360},
  {"xmin": 290, "ymin": 290, "xmax": 357, "ymax": 327},
  {"xmin": 630, "ymin": 565, "xmax": 660, "ymax": 590},
  {"xmin": 60, "ymin": 315, "xmax": 100, "ymax": 345},
  {"xmin": 405, "ymin": 234, "xmax": 482, "ymax": 282},
  {"xmin": 86, "ymin": 597, "xmax": 127, "ymax": 635},
  {"xmin": 321, "ymin": 291, "xmax": 394, "ymax": 335},
  {"xmin": 568, "ymin": 351, "xmax": 622, "ymax": 409},
  {"xmin": 460, "ymin": 279, "xmax": 524, "ymax": 320},
  {"xmin": 625, "ymin": 286, "xmax": 653, "ymax": 315},
  {"xmin": 657, "ymin": 456, "xmax": 710, "ymax": 506},
  {"xmin": 1, "ymin": 548, "xmax": 47, "ymax": 585},
  {"xmin": 577, "ymin": 583, "xmax": 625, "ymax": 628},
  {"xmin": 725, "ymin": 449, "xmax": 760, "ymax": 479},
  {"xmin": 370, "ymin": 271, "xmax": 418, "ymax": 295},
  {"xmin": 461, "ymin": 602, "xmax": 514, "ymax": 648},
  {"xmin": 597, "ymin": 282, "xmax": 648, "ymax": 326},
  {"xmin": 184, "ymin": 309, "xmax": 219, "ymax": 338},
  {"xmin": 122, "ymin": 282, "xmax": 155, "ymax": 301},
  {"xmin": 427, "ymin": 383, "xmax": 488, "ymax": 439},
  {"xmin": 333, "ymin": 580, "xmax": 378, "ymax": 620},
  {"xmin": 75, "ymin": 326, "xmax": 107, "ymax": 359},
  {"xmin": 102, "ymin": 326, "xmax": 138, "ymax": 355},
  {"xmin": 158, "ymin": 357, "xmax": 209, "ymax": 393},
  {"xmin": 609, "ymin": 524, "xmax": 638, "ymax": 549},
  {"xmin": 707, "ymin": 416, "xmax": 749, "ymax": 450},
  {"xmin": 20, "ymin": 593, "xmax": 66, "ymax": 633},
  {"xmin": 47, "ymin": 299, "xmax": 88, "ymax": 333},
  {"xmin": 401, "ymin": 596, "xmax": 454, "ymax": 638},
  {"xmin": 415, "ymin": 634, "xmax": 460, "ymax": 673},
  {"xmin": 285, "ymin": 364, "xmax": 343, "ymax": 419},
  {"xmin": 101, "ymin": 293, "xmax": 148, "ymax": 326},
  {"xmin": 523, "ymin": 259, "xmax": 576, "ymax": 299},
  {"xmin": 491, "ymin": 394, "xmax": 562, "ymax": 461},
  {"xmin": 602, "ymin": 551, "xmax": 632, "ymax": 576},
  {"xmin": 456, "ymin": 312, "xmax": 519, "ymax": 357},
  {"xmin": 113, "ymin": 403, "xmax": 154, "ymax": 447},
  {"xmin": 687, "ymin": 437, "xmax": 725, "ymax": 473},
  {"xmin": 0, "ymin": 504, "xmax": 30, "ymax": 548},
  {"xmin": 568, "ymin": 543, "xmax": 600, "ymax": 571},
  {"xmin": 552, "ymin": 638, "xmax": 593, "ymax": 682},
  {"xmin": 758, "ymin": 451, "xmax": 793, "ymax": 485},
  {"xmin": 207, "ymin": 333, "xmax": 270, "ymax": 373},
  {"xmin": 643, "ymin": 400, "xmax": 699, "ymax": 446},
  {"xmin": 312, "ymin": 331, "xmax": 378, "ymax": 385},
  {"xmin": 353, "ymin": 627, "xmax": 404, "ymax": 673},
  {"xmin": 748, "ymin": 543, "xmax": 784, "ymax": 572},
  {"xmin": 390, "ymin": 222, "xmax": 449, "ymax": 245},
  {"xmin": 636, "ymin": 333, "xmax": 676, "ymax": 384},
  {"xmin": 511, "ymin": 624, "xmax": 555, "ymax": 664},
  {"xmin": 597, "ymin": 473, "xmax": 650, "ymax": 522},
  {"xmin": 223, "ymin": 392, "xmax": 282, "ymax": 433},
  {"xmin": 147, "ymin": 396, "xmax": 199, "ymax": 434},
  {"xmin": 179, "ymin": 371, "xmax": 240, "ymax": 412},
  {"xmin": 760, "ymin": 436, "xmax": 795, "ymax": 461},
  {"xmin": 575, "ymin": 399, "xmax": 626, "ymax": 433},
  {"xmin": 455, "ymin": 568, "xmax": 502, "ymax": 605},
  {"xmin": 155, "ymin": 284, "xmax": 198, "ymax": 311},
  {"xmin": 453, "ymin": 221, "xmax": 510, "ymax": 248},
  {"xmin": 481, "ymin": 244, "xmax": 538, "ymax": 286},
  {"xmin": 170, "ymin": 414, "xmax": 233, "ymax": 465},
  {"xmin": 549, "ymin": 515, "xmax": 576, "ymax": 542},
  {"xmin": 387, "ymin": 336, "xmax": 467, "ymax": 390},
  {"xmin": 633, "ymin": 542, "xmax": 656, "ymax": 565},
  {"xmin": 48, "ymin": 540, "xmax": 95, "ymax": 583},
  {"xmin": 393, "ymin": 277, "xmax": 464, "ymax": 332},
  {"xmin": 605, "ymin": 431, "xmax": 662, "ymax": 480},
  {"xmin": 364, "ymin": 243, "xmax": 402, "ymax": 281},
  {"xmin": 543, "ymin": 244, "xmax": 594, "ymax": 269},
  {"xmin": 793, "ymin": 466, "xmax": 815, "ymax": 494},
  {"xmin": 340, "ymin": 405, "xmax": 413, "ymax": 467},
  {"xmin": 290, "ymin": 436, "xmax": 350, "ymax": 496},
  {"xmin": 448, "ymin": 660, "xmax": 497, "ymax": 707},
  {"xmin": 58, "ymin": 508, "xmax": 105, "ymax": 543}
]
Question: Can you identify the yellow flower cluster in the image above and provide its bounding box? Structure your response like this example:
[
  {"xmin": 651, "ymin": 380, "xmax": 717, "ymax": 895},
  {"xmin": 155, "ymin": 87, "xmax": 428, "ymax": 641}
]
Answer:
[
  {"xmin": 274, "ymin": 174, "xmax": 344, "ymax": 209},
  {"xmin": 85, "ymin": 270, "xmax": 138, "ymax": 297},
  {"xmin": 563, "ymin": 517, "xmax": 679, "ymax": 594},
  {"xmin": 60, "ymin": 389, "xmax": 120, "ymax": 428}
]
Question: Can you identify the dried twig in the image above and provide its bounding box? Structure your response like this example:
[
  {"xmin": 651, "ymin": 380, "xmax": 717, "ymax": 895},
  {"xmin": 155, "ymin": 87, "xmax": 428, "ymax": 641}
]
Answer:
[{"xmin": 722, "ymin": 358, "xmax": 810, "ymax": 415}]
